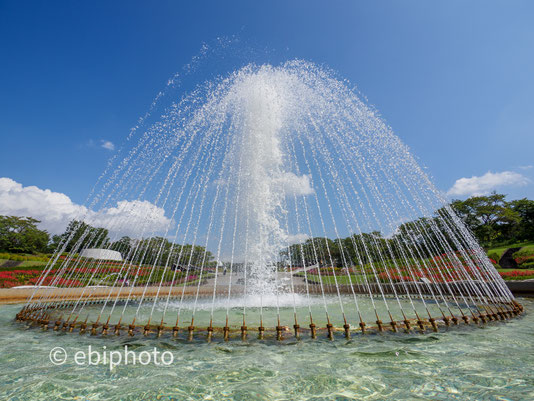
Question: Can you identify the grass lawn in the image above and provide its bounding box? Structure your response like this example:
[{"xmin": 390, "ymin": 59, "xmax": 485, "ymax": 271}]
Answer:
[
  {"xmin": 300, "ymin": 270, "xmax": 534, "ymax": 283},
  {"xmin": 0, "ymin": 259, "xmax": 48, "ymax": 269},
  {"xmin": 487, "ymin": 242, "xmax": 534, "ymax": 258},
  {"xmin": 297, "ymin": 273, "xmax": 371, "ymax": 285}
]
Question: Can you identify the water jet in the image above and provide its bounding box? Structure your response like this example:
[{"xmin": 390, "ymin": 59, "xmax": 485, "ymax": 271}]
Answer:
[{"xmin": 17, "ymin": 61, "xmax": 522, "ymax": 341}]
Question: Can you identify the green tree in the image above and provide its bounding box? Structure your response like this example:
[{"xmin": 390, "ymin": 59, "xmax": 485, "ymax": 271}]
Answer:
[
  {"xmin": 282, "ymin": 236, "xmax": 345, "ymax": 267},
  {"xmin": 126, "ymin": 237, "xmax": 214, "ymax": 268},
  {"xmin": 0, "ymin": 215, "xmax": 50, "ymax": 254},
  {"xmin": 110, "ymin": 236, "xmax": 132, "ymax": 259},
  {"xmin": 48, "ymin": 234, "xmax": 62, "ymax": 253},
  {"xmin": 60, "ymin": 220, "xmax": 110, "ymax": 252},
  {"xmin": 170, "ymin": 243, "xmax": 214, "ymax": 267},
  {"xmin": 450, "ymin": 192, "xmax": 520, "ymax": 247},
  {"xmin": 509, "ymin": 198, "xmax": 534, "ymax": 241}
]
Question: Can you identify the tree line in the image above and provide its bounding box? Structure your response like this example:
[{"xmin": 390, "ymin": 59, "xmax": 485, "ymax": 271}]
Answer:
[
  {"xmin": 1, "ymin": 192, "xmax": 532, "ymax": 264},
  {"xmin": 450, "ymin": 193, "xmax": 533, "ymax": 247},
  {"xmin": 0, "ymin": 217, "xmax": 213, "ymax": 266},
  {"xmin": 282, "ymin": 193, "xmax": 534, "ymax": 267}
]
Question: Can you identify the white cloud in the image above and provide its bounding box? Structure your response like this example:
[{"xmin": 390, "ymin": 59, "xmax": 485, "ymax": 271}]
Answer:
[
  {"xmin": 286, "ymin": 233, "xmax": 310, "ymax": 245},
  {"xmin": 88, "ymin": 199, "xmax": 171, "ymax": 237},
  {"xmin": 519, "ymin": 165, "xmax": 533, "ymax": 170},
  {"xmin": 0, "ymin": 177, "xmax": 171, "ymax": 236},
  {"xmin": 100, "ymin": 140, "xmax": 115, "ymax": 151},
  {"xmin": 0, "ymin": 177, "xmax": 86, "ymax": 233},
  {"xmin": 447, "ymin": 171, "xmax": 530, "ymax": 197},
  {"xmin": 277, "ymin": 172, "xmax": 314, "ymax": 196}
]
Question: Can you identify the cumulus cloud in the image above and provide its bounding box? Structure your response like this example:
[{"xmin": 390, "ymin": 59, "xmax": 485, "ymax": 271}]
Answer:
[
  {"xmin": 88, "ymin": 199, "xmax": 171, "ymax": 236},
  {"xmin": 447, "ymin": 171, "xmax": 530, "ymax": 197},
  {"xmin": 100, "ymin": 140, "xmax": 115, "ymax": 151},
  {"xmin": 277, "ymin": 172, "xmax": 314, "ymax": 196},
  {"xmin": 286, "ymin": 233, "xmax": 310, "ymax": 245},
  {"xmin": 0, "ymin": 177, "xmax": 86, "ymax": 233},
  {"xmin": 0, "ymin": 177, "xmax": 171, "ymax": 236}
]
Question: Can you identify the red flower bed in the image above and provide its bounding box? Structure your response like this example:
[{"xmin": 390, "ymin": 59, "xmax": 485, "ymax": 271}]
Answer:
[
  {"xmin": 499, "ymin": 270, "xmax": 534, "ymax": 279},
  {"xmin": 376, "ymin": 261, "xmax": 493, "ymax": 283},
  {"xmin": 26, "ymin": 276, "xmax": 83, "ymax": 287},
  {"xmin": 0, "ymin": 269, "xmax": 43, "ymax": 288},
  {"xmin": 0, "ymin": 268, "xmax": 85, "ymax": 288}
]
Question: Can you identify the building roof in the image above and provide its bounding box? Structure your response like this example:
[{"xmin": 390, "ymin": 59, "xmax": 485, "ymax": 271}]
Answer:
[{"xmin": 79, "ymin": 248, "xmax": 123, "ymax": 261}]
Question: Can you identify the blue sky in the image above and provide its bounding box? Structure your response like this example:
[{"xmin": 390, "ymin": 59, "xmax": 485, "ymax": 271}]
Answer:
[{"xmin": 1, "ymin": 0, "xmax": 533, "ymax": 233}]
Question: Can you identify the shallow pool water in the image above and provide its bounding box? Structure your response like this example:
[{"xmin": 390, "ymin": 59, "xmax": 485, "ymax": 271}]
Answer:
[{"xmin": 1, "ymin": 300, "xmax": 533, "ymax": 400}]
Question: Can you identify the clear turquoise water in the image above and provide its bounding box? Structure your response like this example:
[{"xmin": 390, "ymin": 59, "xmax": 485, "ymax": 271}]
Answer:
[{"xmin": 1, "ymin": 299, "xmax": 533, "ymax": 401}]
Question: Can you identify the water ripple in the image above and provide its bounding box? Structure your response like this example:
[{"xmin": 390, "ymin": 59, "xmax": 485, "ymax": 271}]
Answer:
[{"xmin": 0, "ymin": 301, "xmax": 532, "ymax": 400}]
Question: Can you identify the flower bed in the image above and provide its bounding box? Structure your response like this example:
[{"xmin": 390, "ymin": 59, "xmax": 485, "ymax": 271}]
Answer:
[
  {"xmin": 0, "ymin": 269, "xmax": 83, "ymax": 288},
  {"xmin": 499, "ymin": 270, "xmax": 534, "ymax": 280},
  {"xmin": 513, "ymin": 248, "xmax": 534, "ymax": 268}
]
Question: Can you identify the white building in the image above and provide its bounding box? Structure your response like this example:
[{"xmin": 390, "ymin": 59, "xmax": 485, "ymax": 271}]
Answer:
[{"xmin": 79, "ymin": 248, "xmax": 123, "ymax": 261}]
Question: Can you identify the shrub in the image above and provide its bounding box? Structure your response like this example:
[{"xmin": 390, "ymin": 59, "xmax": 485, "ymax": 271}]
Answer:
[
  {"xmin": 513, "ymin": 248, "xmax": 534, "ymax": 266},
  {"xmin": 519, "ymin": 262, "xmax": 534, "ymax": 269},
  {"xmin": 0, "ymin": 252, "xmax": 50, "ymax": 263},
  {"xmin": 487, "ymin": 252, "xmax": 500, "ymax": 264},
  {"xmin": 513, "ymin": 248, "xmax": 534, "ymax": 258}
]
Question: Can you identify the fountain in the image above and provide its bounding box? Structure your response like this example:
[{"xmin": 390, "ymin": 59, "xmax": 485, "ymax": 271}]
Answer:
[{"xmin": 16, "ymin": 60, "xmax": 522, "ymax": 340}]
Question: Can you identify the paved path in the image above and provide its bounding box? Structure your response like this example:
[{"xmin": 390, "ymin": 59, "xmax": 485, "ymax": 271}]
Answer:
[
  {"xmin": 2, "ymin": 277, "xmax": 532, "ymax": 305},
  {"xmin": 202, "ymin": 270, "xmax": 309, "ymax": 291}
]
